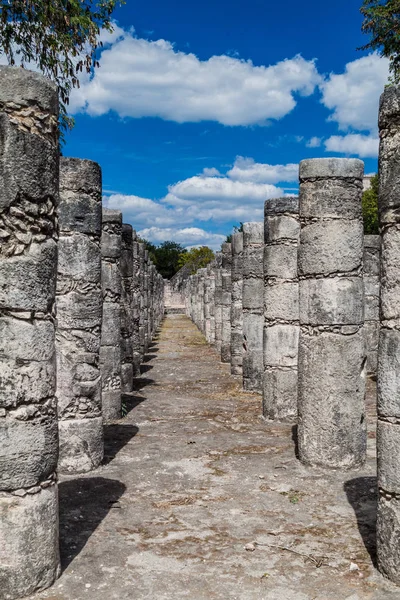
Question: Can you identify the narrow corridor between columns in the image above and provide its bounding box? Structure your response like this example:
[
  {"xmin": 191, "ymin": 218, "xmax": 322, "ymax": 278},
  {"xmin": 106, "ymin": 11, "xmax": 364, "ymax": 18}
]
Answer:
[{"xmin": 31, "ymin": 315, "xmax": 394, "ymax": 600}]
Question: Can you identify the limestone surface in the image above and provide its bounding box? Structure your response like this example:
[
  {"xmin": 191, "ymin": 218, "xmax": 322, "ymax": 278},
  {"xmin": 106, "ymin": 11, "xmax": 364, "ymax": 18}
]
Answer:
[{"xmin": 297, "ymin": 158, "xmax": 366, "ymax": 470}]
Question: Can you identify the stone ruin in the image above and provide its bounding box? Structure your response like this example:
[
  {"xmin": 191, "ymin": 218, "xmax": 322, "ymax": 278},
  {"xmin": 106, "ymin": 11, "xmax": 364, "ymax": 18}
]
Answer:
[
  {"xmin": 179, "ymin": 87, "xmax": 400, "ymax": 587},
  {"xmin": 2, "ymin": 64, "xmax": 400, "ymax": 598},
  {"xmin": 0, "ymin": 67, "xmax": 164, "ymax": 600}
]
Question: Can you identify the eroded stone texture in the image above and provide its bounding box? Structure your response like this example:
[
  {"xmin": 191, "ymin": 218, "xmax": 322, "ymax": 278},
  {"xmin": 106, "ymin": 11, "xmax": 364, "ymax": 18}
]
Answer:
[
  {"xmin": 204, "ymin": 263, "xmax": 216, "ymax": 344},
  {"xmin": 121, "ymin": 224, "xmax": 134, "ymax": 393},
  {"xmin": 298, "ymin": 158, "xmax": 366, "ymax": 469},
  {"xmin": 131, "ymin": 231, "xmax": 141, "ymax": 375},
  {"xmin": 0, "ymin": 66, "xmax": 60, "ymax": 599},
  {"xmin": 263, "ymin": 197, "xmax": 300, "ymax": 421},
  {"xmin": 57, "ymin": 158, "xmax": 103, "ymax": 474},
  {"xmin": 377, "ymin": 85, "xmax": 400, "ymax": 584},
  {"xmin": 138, "ymin": 243, "xmax": 146, "ymax": 360},
  {"xmin": 221, "ymin": 243, "xmax": 232, "ymax": 363},
  {"xmin": 214, "ymin": 252, "xmax": 223, "ymax": 354},
  {"xmin": 100, "ymin": 208, "xmax": 122, "ymax": 422},
  {"xmin": 242, "ymin": 222, "xmax": 264, "ymax": 392},
  {"xmin": 364, "ymin": 235, "xmax": 380, "ymax": 376},
  {"xmin": 230, "ymin": 233, "xmax": 244, "ymax": 375}
]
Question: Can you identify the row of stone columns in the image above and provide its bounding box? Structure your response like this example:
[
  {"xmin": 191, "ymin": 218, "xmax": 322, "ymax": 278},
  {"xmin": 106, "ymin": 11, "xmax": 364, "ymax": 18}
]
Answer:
[
  {"xmin": 0, "ymin": 66, "xmax": 165, "ymax": 600},
  {"xmin": 183, "ymin": 151, "xmax": 397, "ymax": 580}
]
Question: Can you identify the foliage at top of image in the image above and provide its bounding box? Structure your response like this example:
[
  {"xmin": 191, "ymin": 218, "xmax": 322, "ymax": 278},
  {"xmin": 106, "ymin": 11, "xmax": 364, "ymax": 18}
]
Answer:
[
  {"xmin": 362, "ymin": 173, "xmax": 379, "ymax": 234},
  {"xmin": 360, "ymin": 0, "xmax": 400, "ymax": 82},
  {"xmin": 0, "ymin": 0, "xmax": 124, "ymax": 135}
]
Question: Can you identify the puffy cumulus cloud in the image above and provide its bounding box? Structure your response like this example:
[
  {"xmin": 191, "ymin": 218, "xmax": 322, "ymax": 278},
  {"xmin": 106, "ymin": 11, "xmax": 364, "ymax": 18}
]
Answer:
[
  {"xmin": 104, "ymin": 193, "xmax": 178, "ymax": 228},
  {"xmin": 306, "ymin": 136, "xmax": 322, "ymax": 148},
  {"xmin": 320, "ymin": 53, "xmax": 389, "ymax": 133},
  {"xmin": 201, "ymin": 167, "xmax": 222, "ymax": 177},
  {"xmin": 69, "ymin": 26, "xmax": 321, "ymax": 125},
  {"xmin": 164, "ymin": 175, "xmax": 283, "ymax": 222},
  {"xmin": 324, "ymin": 134, "xmax": 379, "ymax": 158},
  {"xmin": 137, "ymin": 227, "xmax": 226, "ymax": 250},
  {"xmin": 227, "ymin": 156, "xmax": 298, "ymax": 183}
]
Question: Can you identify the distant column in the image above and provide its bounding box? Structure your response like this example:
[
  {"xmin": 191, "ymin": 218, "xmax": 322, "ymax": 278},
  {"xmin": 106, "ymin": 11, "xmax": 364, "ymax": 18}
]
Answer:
[
  {"xmin": 231, "ymin": 232, "xmax": 244, "ymax": 375},
  {"xmin": 364, "ymin": 235, "xmax": 380, "ymax": 376},
  {"xmin": 377, "ymin": 86, "xmax": 400, "ymax": 584},
  {"xmin": 121, "ymin": 224, "xmax": 134, "ymax": 393},
  {"xmin": 132, "ymin": 231, "xmax": 141, "ymax": 375},
  {"xmin": 138, "ymin": 243, "xmax": 146, "ymax": 360},
  {"xmin": 242, "ymin": 223, "xmax": 264, "ymax": 392},
  {"xmin": 263, "ymin": 197, "xmax": 300, "ymax": 421},
  {"xmin": 57, "ymin": 158, "xmax": 103, "ymax": 473},
  {"xmin": 0, "ymin": 66, "xmax": 60, "ymax": 599},
  {"xmin": 214, "ymin": 252, "xmax": 223, "ymax": 354},
  {"xmin": 221, "ymin": 242, "xmax": 232, "ymax": 363},
  {"xmin": 297, "ymin": 158, "xmax": 366, "ymax": 468},
  {"xmin": 100, "ymin": 208, "xmax": 122, "ymax": 422}
]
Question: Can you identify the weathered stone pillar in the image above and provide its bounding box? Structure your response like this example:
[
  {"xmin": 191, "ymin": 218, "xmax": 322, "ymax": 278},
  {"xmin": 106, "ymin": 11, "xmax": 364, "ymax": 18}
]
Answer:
[
  {"xmin": 376, "ymin": 86, "xmax": 400, "ymax": 583},
  {"xmin": 298, "ymin": 158, "xmax": 366, "ymax": 468},
  {"xmin": 242, "ymin": 222, "xmax": 264, "ymax": 392},
  {"xmin": 143, "ymin": 250, "xmax": 150, "ymax": 353},
  {"xmin": 364, "ymin": 235, "xmax": 380, "ymax": 376},
  {"xmin": 231, "ymin": 233, "xmax": 244, "ymax": 375},
  {"xmin": 138, "ymin": 243, "xmax": 146, "ymax": 360},
  {"xmin": 100, "ymin": 208, "xmax": 122, "ymax": 422},
  {"xmin": 121, "ymin": 224, "xmax": 134, "ymax": 393},
  {"xmin": 263, "ymin": 197, "xmax": 300, "ymax": 421},
  {"xmin": 132, "ymin": 232, "xmax": 141, "ymax": 375},
  {"xmin": 204, "ymin": 264, "xmax": 215, "ymax": 344},
  {"xmin": 214, "ymin": 252, "xmax": 223, "ymax": 353},
  {"xmin": 221, "ymin": 242, "xmax": 232, "ymax": 363},
  {"xmin": 0, "ymin": 67, "xmax": 60, "ymax": 599},
  {"xmin": 57, "ymin": 158, "xmax": 103, "ymax": 473}
]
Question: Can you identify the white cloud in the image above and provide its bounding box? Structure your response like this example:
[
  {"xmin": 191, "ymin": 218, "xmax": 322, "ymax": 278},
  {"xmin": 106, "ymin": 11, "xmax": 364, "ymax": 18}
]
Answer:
[
  {"xmin": 324, "ymin": 134, "xmax": 379, "ymax": 158},
  {"xmin": 104, "ymin": 159, "xmax": 289, "ymax": 243},
  {"xmin": 306, "ymin": 136, "xmax": 322, "ymax": 148},
  {"xmin": 201, "ymin": 167, "xmax": 221, "ymax": 177},
  {"xmin": 137, "ymin": 226, "xmax": 225, "ymax": 249},
  {"xmin": 70, "ymin": 26, "xmax": 321, "ymax": 126},
  {"xmin": 227, "ymin": 156, "xmax": 298, "ymax": 183},
  {"xmin": 320, "ymin": 53, "xmax": 389, "ymax": 133}
]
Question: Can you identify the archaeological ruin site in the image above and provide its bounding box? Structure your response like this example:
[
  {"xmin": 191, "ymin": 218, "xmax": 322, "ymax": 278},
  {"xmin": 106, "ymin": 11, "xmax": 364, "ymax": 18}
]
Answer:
[{"xmin": 2, "ymin": 64, "xmax": 400, "ymax": 600}]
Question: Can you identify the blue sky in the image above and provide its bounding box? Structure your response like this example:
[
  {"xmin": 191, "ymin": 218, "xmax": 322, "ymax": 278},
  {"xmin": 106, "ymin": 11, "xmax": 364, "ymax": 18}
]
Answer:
[{"xmin": 64, "ymin": 0, "xmax": 388, "ymax": 249}]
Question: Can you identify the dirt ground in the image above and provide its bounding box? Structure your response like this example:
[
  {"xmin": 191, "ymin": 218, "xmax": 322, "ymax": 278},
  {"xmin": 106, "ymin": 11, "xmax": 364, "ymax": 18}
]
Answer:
[{"xmin": 30, "ymin": 314, "xmax": 400, "ymax": 600}]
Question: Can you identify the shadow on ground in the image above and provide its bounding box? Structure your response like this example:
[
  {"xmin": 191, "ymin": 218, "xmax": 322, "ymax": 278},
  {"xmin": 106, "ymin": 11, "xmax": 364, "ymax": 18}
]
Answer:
[
  {"xmin": 103, "ymin": 423, "xmax": 140, "ymax": 465},
  {"xmin": 344, "ymin": 476, "xmax": 378, "ymax": 567},
  {"xmin": 59, "ymin": 477, "xmax": 126, "ymax": 570}
]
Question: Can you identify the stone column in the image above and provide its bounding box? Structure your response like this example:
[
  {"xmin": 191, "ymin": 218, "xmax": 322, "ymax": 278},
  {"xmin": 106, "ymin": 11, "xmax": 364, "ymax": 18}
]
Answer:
[
  {"xmin": 132, "ymin": 232, "xmax": 141, "ymax": 375},
  {"xmin": 138, "ymin": 243, "xmax": 146, "ymax": 360},
  {"xmin": 364, "ymin": 235, "xmax": 380, "ymax": 376},
  {"xmin": 263, "ymin": 197, "xmax": 300, "ymax": 421},
  {"xmin": 57, "ymin": 158, "xmax": 103, "ymax": 473},
  {"xmin": 297, "ymin": 158, "xmax": 366, "ymax": 469},
  {"xmin": 221, "ymin": 242, "xmax": 232, "ymax": 363},
  {"xmin": 121, "ymin": 224, "xmax": 134, "ymax": 393},
  {"xmin": 242, "ymin": 222, "xmax": 264, "ymax": 392},
  {"xmin": 0, "ymin": 67, "xmax": 60, "ymax": 599},
  {"xmin": 214, "ymin": 252, "xmax": 223, "ymax": 353},
  {"xmin": 376, "ymin": 86, "xmax": 400, "ymax": 583},
  {"xmin": 143, "ymin": 250, "xmax": 150, "ymax": 354},
  {"xmin": 100, "ymin": 208, "xmax": 122, "ymax": 422},
  {"xmin": 231, "ymin": 232, "xmax": 244, "ymax": 375},
  {"xmin": 204, "ymin": 264, "xmax": 215, "ymax": 344}
]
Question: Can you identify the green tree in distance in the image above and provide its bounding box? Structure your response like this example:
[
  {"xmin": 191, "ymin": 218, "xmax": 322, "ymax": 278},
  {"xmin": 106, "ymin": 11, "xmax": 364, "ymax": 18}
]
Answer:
[
  {"xmin": 177, "ymin": 246, "xmax": 215, "ymax": 274},
  {"xmin": 225, "ymin": 222, "xmax": 244, "ymax": 244},
  {"xmin": 362, "ymin": 173, "xmax": 379, "ymax": 234},
  {"xmin": 0, "ymin": 0, "xmax": 124, "ymax": 134},
  {"xmin": 360, "ymin": 0, "xmax": 400, "ymax": 82}
]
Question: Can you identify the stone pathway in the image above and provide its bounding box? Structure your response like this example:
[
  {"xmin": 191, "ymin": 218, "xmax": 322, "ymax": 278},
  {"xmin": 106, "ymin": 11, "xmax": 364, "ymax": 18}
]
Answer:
[{"xmin": 31, "ymin": 315, "xmax": 400, "ymax": 600}]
